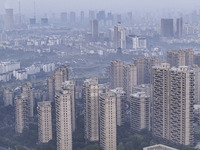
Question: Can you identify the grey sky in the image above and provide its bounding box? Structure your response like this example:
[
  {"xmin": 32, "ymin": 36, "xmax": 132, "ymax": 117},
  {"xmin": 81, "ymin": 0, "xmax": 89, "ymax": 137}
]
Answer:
[{"xmin": 0, "ymin": 0, "xmax": 199, "ymax": 15}]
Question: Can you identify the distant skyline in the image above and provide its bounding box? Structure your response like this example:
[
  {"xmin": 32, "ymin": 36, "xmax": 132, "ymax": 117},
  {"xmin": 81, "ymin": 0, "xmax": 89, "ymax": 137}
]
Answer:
[{"xmin": 0, "ymin": 0, "xmax": 200, "ymax": 16}]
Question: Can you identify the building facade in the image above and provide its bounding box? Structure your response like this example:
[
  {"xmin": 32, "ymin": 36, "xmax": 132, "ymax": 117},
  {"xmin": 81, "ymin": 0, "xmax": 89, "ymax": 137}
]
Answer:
[
  {"xmin": 83, "ymin": 78, "xmax": 99, "ymax": 142},
  {"xmin": 37, "ymin": 101, "xmax": 52, "ymax": 143},
  {"xmin": 99, "ymin": 92, "xmax": 117, "ymax": 150}
]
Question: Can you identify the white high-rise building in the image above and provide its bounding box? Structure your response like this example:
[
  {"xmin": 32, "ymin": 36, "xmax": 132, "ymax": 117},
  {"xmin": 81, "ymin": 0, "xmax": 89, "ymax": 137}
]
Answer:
[
  {"xmin": 55, "ymin": 85, "xmax": 73, "ymax": 150},
  {"xmin": 99, "ymin": 91, "xmax": 117, "ymax": 150},
  {"xmin": 37, "ymin": 101, "xmax": 52, "ymax": 143},
  {"xmin": 83, "ymin": 78, "xmax": 99, "ymax": 142}
]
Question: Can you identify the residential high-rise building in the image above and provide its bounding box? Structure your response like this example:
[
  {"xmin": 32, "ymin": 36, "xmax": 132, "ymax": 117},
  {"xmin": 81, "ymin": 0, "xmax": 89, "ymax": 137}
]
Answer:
[
  {"xmin": 62, "ymin": 80, "xmax": 76, "ymax": 132},
  {"xmin": 194, "ymin": 54, "xmax": 200, "ymax": 67},
  {"xmin": 47, "ymin": 76, "xmax": 55, "ymax": 102},
  {"xmin": 55, "ymin": 84, "xmax": 73, "ymax": 150},
  {"xmin": 161, "ymin": 18, "xmax": 174, "ymax": 37},
  {"xmin": 21, "ymin": 82, "xmax": 34, "ymax": 118},
  {"xmin": 37, "ymin": 101, "xmax": 52, "ymax": 143},
  {"xmin": 110, "ymin": 88, "xmax": 126, "ymax": 126},
  {"xmin": 133, "ymin": 84, "xmax": 152, "ymax": 103},
  {"xmin": 123, "ymin": 64, "xmax": 137, "ymax": 100},
  {"xmin": 110, "ymin": 60, "xmax": 124, "ymax": 89},
  {"xmin": 91, "ymin": 19, "xmax": 99, "ymax": 41},
  {"xmin": 54, "ymin": 66, "xmax": 69, "ymax": 91},
  {"xmin": 152, "ymin": 63, "xmax": 194, "ymax": 146},
  {"xmin": 130, "ymin": 92, "xmax": 150, "ymax": 131},
  {"xmin": 3, "ymin": 88, "xmax": 13, "ymax": 106},
  {"xmin": 4, "ymin": 9, "xmax": 14, "ymax": 30},
  {"xmin": 99, "ymin": 91, "xmax": 117, "ymax": 150},
  {"xmin": 176, "ymin": 18, "xmax": 183, "ymax": 38},
  {"xmin": 83, "ymin": 78, "xmax": 99, "ymax": 142},
  {"xmin": 15, "ymin": 94, "xmax": 29, "ymax": 134},
  {"xmin": 193, "ymin": 65, "xmax": 200, "ymax": 105},
  {"xmin": 133, "ymin": 57, "xmax": 160, "ymax": 85},
  {"xmin": 167, "ymin": 49, "xmax": 194, "ymax": 67}
]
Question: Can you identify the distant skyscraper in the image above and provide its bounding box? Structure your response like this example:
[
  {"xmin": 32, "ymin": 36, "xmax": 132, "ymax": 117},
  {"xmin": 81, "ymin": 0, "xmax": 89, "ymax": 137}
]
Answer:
[
  {"xmin": 130, "ymin": 92, "xmax": 150, "ymax": 131},
  {"xmin": 83, "ymin": 78, "xmax": 99, "ymax": 142},
  {"xmin": 110, "ymin": 60, "xmax": 124, "ymax": 89},
  {"xmin": 80, "ymin": 11, "xmax": 84, "ymax": 23},
  {"xmin": 47, "ymin": 76, "xmax": 55, "ymax": 102},
  {"xmin": 161, "ymin": 19, "xmax": 174, "ymax": 37},
  {"xmin": 37, "ymin": 101, "xmax": 52, "ymax": 143},
  {"xmin": 99, "ymin": 91, "xmax": 117, "ymax": 150},
  {"xmin": 127, "ymin": 12, "xmax": 133, "ymax": 24},
  {"xmin": 176, "ymin": 18, "xmax": 183, "ymax": 38},
  {"xmin": 91, "ymin": 19, "xmax": 99, "ymax": 41},
  {"xmin": 60, "ymin": 12, "xmax": 67, "ymax": 25},
  {"xmin": 110, "ymin": 88, "xmax": 126, "ymax": 126},
  {"xmin": 41, "ymin": 18, "xmax": 48, "ymax": 25},
  {"xmin": 152, "ymin": 63, "xmax": 194, "ymax": 146},
  {"xmin": 70, "ymin": 12, "xmax": 76, "ymax": 24},
  {"xmin": 3, "ymin": 88, "xmax": 13, "ymax": 106},
  {"xmin": 4, "ymin": 9, "xmax": 14, "ymax": 30},
  {"xmin": 54, "ymin": 66, "xmax": 69, "ymax": 91},
  {"xmin": 89, "ymin": 10, "xmax": 95, "ymax": 20},
  {"xmin": 29, "ymin": 18, "xmax": 36, "ymax": 25},
  {"xmin": 55, "ymin": 84, "xmax": 73, "ymax": 150},
  {"xmin": 167, "ymin": 49, "xmax": 194, "ymax": 67},
  {"xmin": 114, "ymin": 23, "xmax": 127, "ymax": 49},
  {"xmin": 97, "ymin": 10, "xmax": 106, "ymax": 21}
]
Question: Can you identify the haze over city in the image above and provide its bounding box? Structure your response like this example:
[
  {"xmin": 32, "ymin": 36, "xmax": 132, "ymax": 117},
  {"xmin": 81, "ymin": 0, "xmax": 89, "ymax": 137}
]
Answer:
[{"xmin": 0, "ymin": 0, "xmax": 200, "ymax": 14}]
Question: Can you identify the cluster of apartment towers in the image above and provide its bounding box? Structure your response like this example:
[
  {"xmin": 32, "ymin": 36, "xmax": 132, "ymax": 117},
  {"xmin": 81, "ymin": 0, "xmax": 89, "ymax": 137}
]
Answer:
[{"xmin": 4, "ymin": 48, "xmax": 200, "ymax": 150}]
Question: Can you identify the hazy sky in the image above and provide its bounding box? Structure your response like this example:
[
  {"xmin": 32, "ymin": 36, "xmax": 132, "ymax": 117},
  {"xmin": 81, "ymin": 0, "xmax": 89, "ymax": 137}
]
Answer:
[{"xmin": 0, "ymin": 0, "xmax": 200, "ymax": 15}]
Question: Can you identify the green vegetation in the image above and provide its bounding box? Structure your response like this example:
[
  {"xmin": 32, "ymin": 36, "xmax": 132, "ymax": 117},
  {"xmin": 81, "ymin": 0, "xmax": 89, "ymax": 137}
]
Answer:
[{"xmin": 0, "ymin": 105, "xmax": 197, "ymax": 150}]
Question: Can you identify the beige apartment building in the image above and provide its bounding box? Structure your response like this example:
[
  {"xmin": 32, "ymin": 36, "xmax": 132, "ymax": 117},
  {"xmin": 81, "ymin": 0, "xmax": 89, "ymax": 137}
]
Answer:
[
  {"xmin": 99, "ymin": 91, "xmax": 117, "ymax": 150},
  {"xmin": 55, "ymin": 83, "xmax": 74, "ymax": 150},
  {"xmin": 37, "ymin": 101, "xmax": 52, "ymax": 143},
  {"xmin": 152, "ymin": 63, "xmax": 194, "ymax": 146},
  {"xmin": 83, "ymin": 78, "xmax": 99, "ymax": 142},
  {"xmin": 130, "ymin": 92, "xmax": 150, "ymax": 131}
]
